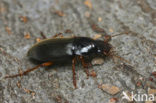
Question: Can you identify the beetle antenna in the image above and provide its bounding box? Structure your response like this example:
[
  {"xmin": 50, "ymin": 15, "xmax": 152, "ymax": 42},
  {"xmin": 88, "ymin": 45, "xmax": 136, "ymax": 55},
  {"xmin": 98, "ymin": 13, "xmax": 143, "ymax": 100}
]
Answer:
[
  {"xmin": 112, "ymin": 55, "xmax": 131, "ymax": 64},
  {"xmin": 111, "ymin": 33, "xmax": 124, "ymax": 37},
  {"xmin": 102, "ymin": 32, "xmax": 128, "ymax": 42},
  {"xmin": 111, "ymin": 31, "xmax": 128, "ymax": 38},
  {"xmin": 109, "ymin": 48, "xmax": 131, "ymax": 65}
]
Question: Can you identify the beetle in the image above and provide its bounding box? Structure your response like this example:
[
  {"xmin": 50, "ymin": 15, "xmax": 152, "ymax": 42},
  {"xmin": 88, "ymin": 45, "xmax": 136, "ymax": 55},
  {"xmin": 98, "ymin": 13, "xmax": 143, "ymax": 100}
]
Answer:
[{"xmin": 5, "ymin": 35, "xmax": 119, "ymax": 88}]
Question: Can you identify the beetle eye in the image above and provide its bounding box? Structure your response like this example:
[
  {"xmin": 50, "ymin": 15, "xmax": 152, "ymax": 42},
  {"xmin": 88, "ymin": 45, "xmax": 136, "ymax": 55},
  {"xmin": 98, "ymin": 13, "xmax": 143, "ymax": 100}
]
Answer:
[{"xmin": 98, "ymin": 49, "xmax": 101, "ymax": 52}]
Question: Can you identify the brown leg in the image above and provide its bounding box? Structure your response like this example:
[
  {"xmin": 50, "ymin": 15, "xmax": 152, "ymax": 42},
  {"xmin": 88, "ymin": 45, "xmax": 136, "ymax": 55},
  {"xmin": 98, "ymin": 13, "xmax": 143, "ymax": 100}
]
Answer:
[
  {"xmin": 4, "ymin": 62, "xmax": 53, "ymax": 78},
  {"xmin": 52, "ymin": 33, "xmax": 63, "ymax": 38},
  {"xmin": 79, "ymin": 56, "xmax": 90, "ymax": 78},
  {"xmin": 72, "ymin": 58, "xmax": 77, "ymax": 89},
  {"xmin": 40, "ymin": 32, "xmax": 64, "ymax": 39},
  {"xmin": 40, "ymin": 32, "xmax": 47, "ymax": 39}
]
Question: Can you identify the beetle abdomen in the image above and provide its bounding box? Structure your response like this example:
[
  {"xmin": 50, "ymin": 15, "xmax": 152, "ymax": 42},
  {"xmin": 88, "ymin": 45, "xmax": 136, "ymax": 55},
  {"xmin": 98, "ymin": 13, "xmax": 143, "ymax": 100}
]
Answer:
[{"xmin": 27, "ymin": 38, "xmax": 74, "ymax": 63}]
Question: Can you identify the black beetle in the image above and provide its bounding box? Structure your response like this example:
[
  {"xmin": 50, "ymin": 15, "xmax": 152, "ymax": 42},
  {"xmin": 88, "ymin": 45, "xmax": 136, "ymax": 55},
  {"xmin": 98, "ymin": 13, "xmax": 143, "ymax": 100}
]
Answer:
[
  {"xmin": 28, "ymin": 37, "xmax": 112, "ymax": 63},
  {"xmin": 5, "ymin": 35, "xmax": 115, "ymax": 88}
]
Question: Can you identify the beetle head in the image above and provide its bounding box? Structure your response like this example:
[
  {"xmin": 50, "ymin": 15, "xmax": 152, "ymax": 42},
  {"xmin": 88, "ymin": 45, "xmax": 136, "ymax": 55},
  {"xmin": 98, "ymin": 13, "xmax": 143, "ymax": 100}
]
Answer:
[{"xmin": 95, "ymin": 40, "xmax": 112, "ymax": 56}]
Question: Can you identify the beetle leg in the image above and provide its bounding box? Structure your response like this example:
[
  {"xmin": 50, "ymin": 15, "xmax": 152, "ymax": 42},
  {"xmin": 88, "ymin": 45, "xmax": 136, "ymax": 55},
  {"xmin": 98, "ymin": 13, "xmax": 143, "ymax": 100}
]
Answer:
[
  {"xmin": 4, "ymin": 62, "xmax": 53, "ymax": 78},
  {"xmin": 40, "ymin": 32, "xmax": 47, "ymax": 39},
  {"xmin": 52, "ymin": 33, "xmax": 64, "ymax": 38},
  {"xmin": 39, "ymin": 32, "xmax": 63, "ymax": 40},
  {"xmin": 72, "ymin": 57, "xmax": 77, "ymax": 89},
  {"xmin": 79, "ymin": 56, "xmax": 91, "ymax": 78}
]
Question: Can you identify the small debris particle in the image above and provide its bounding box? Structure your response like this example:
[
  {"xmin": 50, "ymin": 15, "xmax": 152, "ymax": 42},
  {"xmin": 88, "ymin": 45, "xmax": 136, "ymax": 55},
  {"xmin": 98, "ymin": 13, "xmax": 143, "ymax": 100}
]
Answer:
[
  {"xmin": 5, "ymin": 26, "xmax": 12, "ymax": 34},
  {"xmin": 98, "ymin": 17, "xmax": 102, "ymax": 22},
  {"xmin": 149, "ymin": 77, "xmax": 153, "ymax": 81},
  {"xmin": 99, "ymin": 84, "xmax": 120, "ymax": 95},
  {"xmin": 90, "ymin": 70, "xmax": 97, "ymax": 77},
  {"xmin": 71, "ymin": 34, "xmax": 76, "ymax": 37},
  {"xmin": 19, "ymin": 16, "xmax": 28, "ymax": 23},
  {"xmin": 31, "ymin": 91, "xmax": 36, "ymax": 98},
  {"xmin": 65, "ymin": 29, "xmax": 72, "ymax": 33},
  {"xmin": 24, "ymin": 32, "xmax": 31, "ymax": 39},
  {"xmin": 85, "ymin": 11, "xmax": 90, "ymax": 18},
  {"xmin": 23, "ymin": 88, "xmax": 36, "ymax": 97},
  {"xmin": 55, "ymin": 0, "xmax": 59, "ymax": 4},
  {"xmin": 148, "ymin": 88, "xmax": 156, "ymax": 94},
  {"xmin": 19, "ymin": 68, "xmax": 23, "ymax": 76},
  {"xmin": 53, "ymin": 79, "xmax": 60, "ymax": 89},
  {"xmin": 24, "ymin": 88, "xmax": 31, "ymax": 93},
  {"xmin": 84, "ymin": 0, "xmax": 92, "ymax": 9},
  {"xmin": 55, "ymin": 95, "xmax": 62, "ymax": 103},
  {"xmin": 136, "ymin": 81, "xmax": 142, "ymax": 87},
  {"xmin": 109, "ymin": 28, "xmax": 114, "ymax": 33},
  {"xmin": 36, "ymin": 38, "xmax": 41, "ymax": 42},
  {"xmin": 16, "ymin": 81, "xmax": 21, "ymax": 88},
  {"xmin": 93, "ymin": 34, "xmax": 102, "ymax": 40},
  {"xmin": 0, "ymin": 6, "xmax": 6, "ymax": 13},
  {"xmin": 55, "ymin": 10, "xmax": 65, "ymax": 17},
  {"xmin": 91, "ymin": 57, "xmax": 104, "ymax": 65},
  {"xmin": 109, "ymin": 98, "xmax": 118, "ymax": 103}
]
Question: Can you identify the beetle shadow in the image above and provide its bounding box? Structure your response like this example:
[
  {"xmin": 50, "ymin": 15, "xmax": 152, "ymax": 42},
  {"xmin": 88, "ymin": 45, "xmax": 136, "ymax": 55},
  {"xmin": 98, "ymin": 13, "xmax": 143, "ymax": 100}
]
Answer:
[
  {"xmin": 29, "ymin": 58, "xmax": 70, "ymax": 68},
  {"xmin": 28, "ymin": 56, "xmax": 112, "ymax": 73},
  {"xmin": 28, "ymin": 58, "xmax": 87, "ymax": 72},
  {"xmin": 45, "ymin": 61, "xmax": 84, "ymax": 72}
]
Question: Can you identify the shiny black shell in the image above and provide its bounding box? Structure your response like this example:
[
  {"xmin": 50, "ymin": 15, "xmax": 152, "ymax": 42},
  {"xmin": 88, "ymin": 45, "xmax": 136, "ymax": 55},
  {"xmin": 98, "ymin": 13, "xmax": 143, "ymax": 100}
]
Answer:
[{"xmin": 27, "ymin": 37, "xmax": 112, "ymax": 63}]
